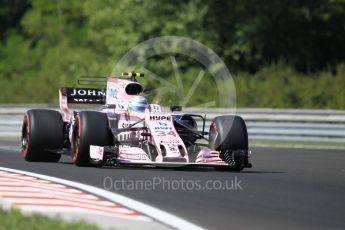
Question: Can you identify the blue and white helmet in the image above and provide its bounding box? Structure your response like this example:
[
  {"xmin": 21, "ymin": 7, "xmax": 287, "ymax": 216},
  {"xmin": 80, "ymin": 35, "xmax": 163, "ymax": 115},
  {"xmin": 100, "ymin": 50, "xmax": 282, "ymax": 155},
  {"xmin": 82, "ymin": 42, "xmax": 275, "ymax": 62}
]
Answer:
[{"xmin": 128, "ymin": 96, "xmax": 149, "ymax": 112}]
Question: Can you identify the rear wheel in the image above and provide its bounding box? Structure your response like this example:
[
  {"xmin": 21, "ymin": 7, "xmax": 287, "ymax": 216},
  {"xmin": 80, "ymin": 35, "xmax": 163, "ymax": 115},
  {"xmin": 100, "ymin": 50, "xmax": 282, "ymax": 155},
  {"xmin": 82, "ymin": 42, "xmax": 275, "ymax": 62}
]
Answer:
[
  {"xmin": 71, "ymin": 111, "xmax": 112, "ymax": 166},
  {"xmin": 22, "ymin": 109, "xmax": 63, "ymax": 162},
  {"xmin": 209, "ymin": 115, "xmax": 249, "ymax": 171}
]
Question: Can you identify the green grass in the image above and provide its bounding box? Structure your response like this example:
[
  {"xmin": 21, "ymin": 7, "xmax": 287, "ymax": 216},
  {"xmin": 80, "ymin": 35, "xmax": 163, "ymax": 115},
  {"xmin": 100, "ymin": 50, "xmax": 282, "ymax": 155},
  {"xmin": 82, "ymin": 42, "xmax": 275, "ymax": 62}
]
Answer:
[
  {"xmin": 250, "ymin": 140, "xmax": 345, "ymax": 150},
  {"xmin": 0, "ymin": 136, "xmax": 20, "ymax": 142},
  {"xmin": 196, "ymin": 139, "xmax": 345, "ymax": 149},
  {"xmin": 0, "ymin": 207, "xmax": 101, "ymax": 230}
]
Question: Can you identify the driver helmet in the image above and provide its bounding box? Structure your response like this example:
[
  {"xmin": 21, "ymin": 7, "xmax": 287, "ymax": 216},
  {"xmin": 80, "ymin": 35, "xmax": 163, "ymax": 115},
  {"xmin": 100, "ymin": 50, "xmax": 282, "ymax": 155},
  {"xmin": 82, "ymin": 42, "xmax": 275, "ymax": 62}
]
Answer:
[{"xmin": 128, "ymin": 96, "xmax": 149, "ymax": 112}]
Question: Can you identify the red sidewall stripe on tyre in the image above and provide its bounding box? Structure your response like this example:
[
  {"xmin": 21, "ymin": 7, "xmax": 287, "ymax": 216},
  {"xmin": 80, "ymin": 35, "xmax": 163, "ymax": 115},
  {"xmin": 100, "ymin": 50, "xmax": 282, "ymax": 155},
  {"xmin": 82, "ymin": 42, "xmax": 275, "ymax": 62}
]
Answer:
[
  {"xmin": 72, "ymin": 115, "xmax": 81, "ymax": 162},
  {"xmin": 22, "ymin": 113, "xmax": 30, "ymax": 158}
]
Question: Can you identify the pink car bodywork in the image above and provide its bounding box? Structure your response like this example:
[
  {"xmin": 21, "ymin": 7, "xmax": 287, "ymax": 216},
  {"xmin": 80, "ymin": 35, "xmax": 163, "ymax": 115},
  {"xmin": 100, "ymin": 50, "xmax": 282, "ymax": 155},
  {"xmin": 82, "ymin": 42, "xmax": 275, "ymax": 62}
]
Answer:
[{"xmin": 59, "ymin": 76, "xmax": 226, "ymax": 166}]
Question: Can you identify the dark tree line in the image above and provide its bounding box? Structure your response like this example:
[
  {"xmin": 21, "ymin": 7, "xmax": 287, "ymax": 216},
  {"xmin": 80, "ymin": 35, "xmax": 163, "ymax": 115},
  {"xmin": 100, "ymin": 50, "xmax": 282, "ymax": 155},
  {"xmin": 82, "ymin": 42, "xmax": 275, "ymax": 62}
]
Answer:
[{"xmin": 0, "ymin": 0, "xmax": 345, "ymax": 107}]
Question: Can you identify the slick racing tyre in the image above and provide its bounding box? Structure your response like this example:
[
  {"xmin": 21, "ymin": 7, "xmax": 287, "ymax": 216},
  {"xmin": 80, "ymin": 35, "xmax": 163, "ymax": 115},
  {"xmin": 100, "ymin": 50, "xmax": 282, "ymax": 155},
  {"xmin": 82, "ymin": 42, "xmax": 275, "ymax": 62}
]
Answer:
[
  {"xmin": 22, "ymin": 109, "xmax": 63, "ymax": 162},
  {"xmin": 209, "ymin": 115, "xmax": 249, "ymax": 171},
  {"xmin": 71, "ymin": 111, "xmax": 112, "ymax": 166}
]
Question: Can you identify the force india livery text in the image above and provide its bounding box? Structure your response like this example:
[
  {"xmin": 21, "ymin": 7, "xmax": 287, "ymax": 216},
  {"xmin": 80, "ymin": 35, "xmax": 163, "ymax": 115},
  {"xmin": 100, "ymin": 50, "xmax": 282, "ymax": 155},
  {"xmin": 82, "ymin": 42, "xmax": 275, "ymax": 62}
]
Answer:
[{"xmin": 22, "ymin": 73, "xmax": 252, "ymax": 171}]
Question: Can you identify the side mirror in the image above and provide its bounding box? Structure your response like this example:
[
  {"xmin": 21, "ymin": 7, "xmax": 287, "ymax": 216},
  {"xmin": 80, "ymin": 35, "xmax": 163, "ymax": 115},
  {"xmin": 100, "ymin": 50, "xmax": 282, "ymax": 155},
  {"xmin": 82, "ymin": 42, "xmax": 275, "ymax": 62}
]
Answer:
[{"xmin": 170, "ymin": 105, "xmax": 182, "ymax": 112}]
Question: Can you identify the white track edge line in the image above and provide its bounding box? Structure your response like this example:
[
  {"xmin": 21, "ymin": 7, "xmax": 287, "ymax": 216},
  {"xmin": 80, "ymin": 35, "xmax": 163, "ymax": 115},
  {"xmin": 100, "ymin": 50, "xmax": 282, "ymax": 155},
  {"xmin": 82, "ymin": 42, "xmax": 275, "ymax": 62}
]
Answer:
[{"xmin": 0, "ymin": 167, "xmax": 204, "ymax": 230}]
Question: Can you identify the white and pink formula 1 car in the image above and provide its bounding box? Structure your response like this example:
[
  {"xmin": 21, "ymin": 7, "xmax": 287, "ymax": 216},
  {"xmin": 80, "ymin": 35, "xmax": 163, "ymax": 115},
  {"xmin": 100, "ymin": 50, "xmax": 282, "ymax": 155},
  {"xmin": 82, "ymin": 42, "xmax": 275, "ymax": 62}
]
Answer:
[{"xmin": 22, "ymin": 73, "xmax": 252, "ymax": 170}]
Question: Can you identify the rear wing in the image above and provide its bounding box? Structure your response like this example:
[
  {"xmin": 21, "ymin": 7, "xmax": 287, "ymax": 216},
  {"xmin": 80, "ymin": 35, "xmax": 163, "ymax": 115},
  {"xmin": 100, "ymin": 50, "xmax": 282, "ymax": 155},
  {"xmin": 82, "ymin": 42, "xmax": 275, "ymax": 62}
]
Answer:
[
  {"xmin": 59, "ymin": 87, "xmax": 105, "ymax": 121},
  {"xmin": 60, "ymin": 88, "xmax": 105, "ymax": 103}
]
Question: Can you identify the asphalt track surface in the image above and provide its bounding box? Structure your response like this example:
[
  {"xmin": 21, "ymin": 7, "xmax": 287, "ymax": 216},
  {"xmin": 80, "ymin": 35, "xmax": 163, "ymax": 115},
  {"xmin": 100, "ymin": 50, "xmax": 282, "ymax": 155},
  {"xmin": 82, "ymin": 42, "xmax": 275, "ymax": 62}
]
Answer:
[{"xmin": 0, "ymin": 143, "xmax": 344, "ymax": 230}]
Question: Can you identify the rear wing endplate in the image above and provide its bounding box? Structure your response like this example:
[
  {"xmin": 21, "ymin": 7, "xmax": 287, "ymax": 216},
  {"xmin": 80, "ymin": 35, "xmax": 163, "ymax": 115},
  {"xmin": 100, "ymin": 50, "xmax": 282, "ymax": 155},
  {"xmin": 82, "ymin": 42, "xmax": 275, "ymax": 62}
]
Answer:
[{"xmin": 59, "ymin": 87, "xmax": 105, "ymax": 121}]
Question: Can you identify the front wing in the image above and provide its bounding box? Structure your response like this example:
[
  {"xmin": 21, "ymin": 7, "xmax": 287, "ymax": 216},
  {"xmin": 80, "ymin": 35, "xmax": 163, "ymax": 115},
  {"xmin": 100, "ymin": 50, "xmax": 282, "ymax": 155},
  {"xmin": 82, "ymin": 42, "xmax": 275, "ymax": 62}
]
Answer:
[{"xmin": 89, "ymin": 145, "xmax": 251, "ymax": 169}]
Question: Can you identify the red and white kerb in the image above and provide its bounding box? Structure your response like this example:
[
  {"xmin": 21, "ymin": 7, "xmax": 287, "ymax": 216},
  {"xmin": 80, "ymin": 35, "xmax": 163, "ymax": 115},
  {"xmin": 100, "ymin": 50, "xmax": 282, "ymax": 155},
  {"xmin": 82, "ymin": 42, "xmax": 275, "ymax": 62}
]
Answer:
[{"xmin": 0, "ymin": 170, "xmax": 149, "ymax": 221}]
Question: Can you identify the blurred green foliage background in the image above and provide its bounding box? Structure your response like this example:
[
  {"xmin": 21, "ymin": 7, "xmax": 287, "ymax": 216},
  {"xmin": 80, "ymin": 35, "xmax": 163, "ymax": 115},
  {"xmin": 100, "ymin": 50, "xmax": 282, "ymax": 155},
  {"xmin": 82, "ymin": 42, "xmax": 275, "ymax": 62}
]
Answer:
[{"xmin": 0, "ymin": 0, "xmax": 344, "ymax": 108}]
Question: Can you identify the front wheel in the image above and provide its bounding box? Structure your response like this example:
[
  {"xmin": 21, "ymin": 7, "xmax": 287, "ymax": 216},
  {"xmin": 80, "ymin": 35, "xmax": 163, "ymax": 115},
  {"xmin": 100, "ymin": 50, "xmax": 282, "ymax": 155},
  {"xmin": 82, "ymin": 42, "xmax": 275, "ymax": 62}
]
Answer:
[
  {"xmin": 71, "ymin": 111, "xmax": 112, "ymax": 166},
  {"xmin": 209, "ymin": 115, "xmax": 249, "ymax": 171}
]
